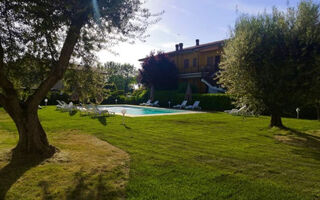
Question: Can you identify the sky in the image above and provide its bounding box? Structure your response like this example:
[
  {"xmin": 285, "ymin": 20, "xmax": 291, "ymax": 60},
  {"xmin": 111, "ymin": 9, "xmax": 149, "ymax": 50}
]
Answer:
[{"xmin": 97, "ymin": 0, "xmax": 302, "ymax": 68}]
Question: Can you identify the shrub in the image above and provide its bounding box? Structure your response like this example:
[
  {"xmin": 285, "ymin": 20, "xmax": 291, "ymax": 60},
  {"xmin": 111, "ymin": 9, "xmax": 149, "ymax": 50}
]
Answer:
[
  {"xmin": 126, "ymin": 89, "xmax": 149, "ymax": 104},
  {"xmin": 43, "ymin": 91, "xmax": 70, "ymax": 105},
  {"xmin": 153, "ymin": 90, "xmax": 234, "ymax": 111}
]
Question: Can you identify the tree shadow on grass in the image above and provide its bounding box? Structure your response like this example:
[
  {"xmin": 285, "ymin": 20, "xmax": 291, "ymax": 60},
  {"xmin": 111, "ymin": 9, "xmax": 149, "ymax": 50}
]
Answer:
[
  {"xmin": 280, "ymin": 127, "xmax": 320, "ymax": 161},
  {"xmin": 123, "ymin": 124, "xmax": 131, "ymax": 129},
  {"xmin": 65, "ymin": 170, "xmax": 123, "ymax": 200},
  {"xmin": 0, "ymin": 155, "xmax": 46, "ymax": 200},
  {"xmin": 97, "ymin": 116, "xmax": 107, "ymax": 126},
  {"xmin": 68, "ymin": 110, "xmax": 78, "ymax": 116}
]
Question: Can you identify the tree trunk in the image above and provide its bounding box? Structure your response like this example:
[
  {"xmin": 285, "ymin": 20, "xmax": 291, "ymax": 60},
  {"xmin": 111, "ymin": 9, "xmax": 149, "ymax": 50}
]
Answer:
[
  {"xmin": 270, "ymin": 112, "xmax": 283, "ymax": 128},
  {"xmin": 11, "ymin": 108, "xmax": 55, "ymax": 159},
  {"xmin": 316, "ymin": 105, "xmax": 320, "ymax": 121}
]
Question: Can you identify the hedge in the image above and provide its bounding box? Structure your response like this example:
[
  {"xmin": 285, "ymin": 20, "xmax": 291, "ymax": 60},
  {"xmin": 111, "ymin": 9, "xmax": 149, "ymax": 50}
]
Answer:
[
  {"xmin": 44, "ymin": 89, "xmax": 234, "ymax": 111},
  {"xmin": 152, "ymin": 90, "xmax": 234, "ymax": 111}
]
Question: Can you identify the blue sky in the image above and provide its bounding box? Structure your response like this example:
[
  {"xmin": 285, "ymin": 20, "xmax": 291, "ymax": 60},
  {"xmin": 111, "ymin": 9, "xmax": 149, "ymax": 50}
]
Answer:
[{"xmin": 97, "ymin": 0, "xmax": 301, "ymax": 68}]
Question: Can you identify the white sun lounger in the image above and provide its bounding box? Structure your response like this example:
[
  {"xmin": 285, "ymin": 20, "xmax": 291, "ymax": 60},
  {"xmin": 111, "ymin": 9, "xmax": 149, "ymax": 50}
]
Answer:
[
  {"xmin": 185, "ymin": 101, "xmax": 201, "ymax": 110},
  {"xmin": 151, "ymin": 100, "xmax": 159, "ymax": 107},
  {"xmin": 173, "ymin": 100, "xmax": 187, "ymax": 109},
  {"xmin": 140, "ymin": 100, "xmax": 151, "ymax": 106}
]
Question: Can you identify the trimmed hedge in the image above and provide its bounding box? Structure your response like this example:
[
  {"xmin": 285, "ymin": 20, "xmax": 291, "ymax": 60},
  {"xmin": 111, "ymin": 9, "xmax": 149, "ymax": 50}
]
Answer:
[
  {"xmin": 44, "ymin": 89, "xmax": 234, "ymax": 111},
  {"xmin": 152, "ymin": 90, "xmax": 234, "ymax": 111}
]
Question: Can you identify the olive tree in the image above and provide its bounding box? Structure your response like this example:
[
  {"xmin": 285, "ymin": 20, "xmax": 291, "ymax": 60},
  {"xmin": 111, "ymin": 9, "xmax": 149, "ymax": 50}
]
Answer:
[
  {"xmin": 63, "ymin": 66, "xmax": 107, "ymax": 104},
  {"xmin": 219, "ymin": 1, "xmax": 320, "ymax": 127},
  {"xmin": 0, "ymin": 0, "xmax": 155, "ymax": 158}
]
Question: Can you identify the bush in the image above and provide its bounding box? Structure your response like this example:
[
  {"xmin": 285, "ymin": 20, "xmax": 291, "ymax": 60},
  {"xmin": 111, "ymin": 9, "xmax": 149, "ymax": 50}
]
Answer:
[
  {"xmin": 192, "ymin": 93, "xmax": 234, "ymax": 111},
  {"xmin": 102, "ymin": 90, "xmax": 126, "ymax": 104},
  {"xmin": 42, "ymin": 91, "xmax": 70, "ymax": 105},
  {"xmin": 153, "ymin": 90, "xmax": 234, "ymax": 111},
  {"xmin": 125, "ymin": 89, "xmax": 149, "ymax": 104}
]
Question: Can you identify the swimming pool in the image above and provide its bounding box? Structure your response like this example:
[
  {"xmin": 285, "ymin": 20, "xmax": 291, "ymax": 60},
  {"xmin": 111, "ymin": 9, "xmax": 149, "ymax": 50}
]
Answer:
[{"xmin": 98, "ymin": 105, "xmax": 199, "ymax": 117}]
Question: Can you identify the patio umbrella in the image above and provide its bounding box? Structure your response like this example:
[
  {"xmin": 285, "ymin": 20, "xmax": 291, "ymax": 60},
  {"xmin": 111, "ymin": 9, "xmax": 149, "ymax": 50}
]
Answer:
[
  {"xmin": 150, "ymin": 85, "xmax": 155, "ymax": 101},
  {"xmin": 185, "ymin": 82, "xmax": 192, "ymax": 102}
]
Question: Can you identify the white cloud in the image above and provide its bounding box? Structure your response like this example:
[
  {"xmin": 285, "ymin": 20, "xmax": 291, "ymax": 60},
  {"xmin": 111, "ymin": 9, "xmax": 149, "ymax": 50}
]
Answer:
[
  {"xmin": 97, "ymin": 42, "xmax": 157, "ymax": 69},
  {"xmin": 168, "ymin": 4, "xmax": 193, "ymax": 16},
  {"xmin": 206, "ymin": 0, "xmax": 287, "ymax": 15}
]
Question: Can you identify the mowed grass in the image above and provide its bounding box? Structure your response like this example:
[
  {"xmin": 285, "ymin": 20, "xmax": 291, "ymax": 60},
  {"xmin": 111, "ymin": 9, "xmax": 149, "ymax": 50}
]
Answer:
[{"xmin": 0, "ymin": 107, "xmax": 320, "ymax": 199}]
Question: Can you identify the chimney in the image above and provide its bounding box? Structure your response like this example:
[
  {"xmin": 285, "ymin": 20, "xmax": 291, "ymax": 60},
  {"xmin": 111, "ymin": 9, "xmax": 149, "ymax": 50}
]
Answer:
[
  {"xmin": 196, "ymin": 39, "xmax": 200, "ymax": 46},
  {"xmin": 179, "ymin": 43, "xmax": 183, "ymax": 50},
  {"xmin": 175, "ymin": 44, "xmax": 179, "ymax": 51}
]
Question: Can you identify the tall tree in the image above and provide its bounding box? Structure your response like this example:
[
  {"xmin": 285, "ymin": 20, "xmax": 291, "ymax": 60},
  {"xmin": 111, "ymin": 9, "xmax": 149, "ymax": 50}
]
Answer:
[
  {"xmin": 138, "ymin": 52, "xmax": 179, "ymax": 91},
  {"xmin": 103, "ymin": 62, "xmax": 137, "ymax": 94},
  {"xmin": 0, "ymin": 0, "xmax": 154, "ymax": 158},
  {"xmin": 63, "ymin": 65, "xmax": 106, "ymax": 104},
  {"xmin": 218, "ymin": 1, "xmax": 320, "ymax": 127}
]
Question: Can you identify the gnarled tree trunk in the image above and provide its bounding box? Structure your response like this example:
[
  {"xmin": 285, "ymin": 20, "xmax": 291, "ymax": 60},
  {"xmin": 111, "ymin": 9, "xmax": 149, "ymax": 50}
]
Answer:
[
  {"xmin": 12, "ymin": 109, "xmax": 55, "ymax": 158},
  {"xmin": 6, "ymin": 105, "xmax": 56, "ymax": 159},
  {"xmin": 270, "ymin": 112, "xmax": 283, "ymax": 128}
]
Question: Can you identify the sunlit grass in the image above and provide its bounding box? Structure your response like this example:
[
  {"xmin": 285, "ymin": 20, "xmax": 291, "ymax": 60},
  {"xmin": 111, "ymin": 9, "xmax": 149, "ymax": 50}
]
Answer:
[{"xmin": 0, "ymin": 106, "xmax": 320, "ymax": 199}]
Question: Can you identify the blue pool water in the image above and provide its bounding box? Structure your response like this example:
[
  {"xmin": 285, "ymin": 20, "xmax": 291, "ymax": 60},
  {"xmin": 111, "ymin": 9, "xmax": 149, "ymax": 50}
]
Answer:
[{"xmin": 98, "ymin": 105, "xmax": 189, "ymax": 116}]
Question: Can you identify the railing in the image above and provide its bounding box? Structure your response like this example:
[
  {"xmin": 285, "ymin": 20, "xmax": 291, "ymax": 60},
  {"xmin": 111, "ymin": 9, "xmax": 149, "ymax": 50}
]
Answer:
[{"xmin": 179, "ymin": 65, "xmax": 215, "ymax": 75}]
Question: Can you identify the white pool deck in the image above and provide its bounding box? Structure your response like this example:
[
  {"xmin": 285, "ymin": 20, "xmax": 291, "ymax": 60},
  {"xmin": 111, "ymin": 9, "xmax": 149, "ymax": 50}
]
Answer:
[{"xmin": 99, "ymin": 104, "xmax": 205, "ymax": 117}]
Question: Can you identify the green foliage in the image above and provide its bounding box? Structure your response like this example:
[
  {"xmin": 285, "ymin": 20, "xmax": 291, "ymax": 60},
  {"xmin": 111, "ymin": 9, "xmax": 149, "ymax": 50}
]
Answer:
[
  {"xmin": 138, "ymin": 52, "xmax": 179, "ymax": 90},
  {"xmin": 151, "ymin": 90, "xmax": 233, "ymax": 111},
  {"xmin": 103, "ymin": 90, "xmax": 126, "ymax": 104},
  {"xmin": 0, "ymin": 0, "xmax": 155, "ymax": 103},
  {"xmin": 44, "ymin": 92, "xmax": 70, "ymax": 106},
  {"xmin": 103, "ymin": 62, "xmax": 137, "ymax": 94},
  {"xmin": 125, "ymin": 89, "xmax": 149, "ymax": 104},
  {"xmin": 5, "ymin": 55, "xmax": 51, "ymax": 101},
  {"xmin": 63, "ymin": 66, "xmax": 107, "ymax": 104},
  {"xmin": 218, "ymin": 1, "xmax": 320, "ymax": 125},
  {"xmin": 177, "ymin": 82, "xmax": 199, "ymax": 93}
]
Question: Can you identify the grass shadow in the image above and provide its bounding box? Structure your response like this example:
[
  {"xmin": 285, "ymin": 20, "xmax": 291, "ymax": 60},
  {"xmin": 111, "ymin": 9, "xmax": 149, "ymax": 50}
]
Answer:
[
  {"xmin": 0, "ymin": 154, "xmax": 46, "ymax": 199},
  {"xmin": 38, "ymin": 181, "xmax": 53, "ymax": 200},
  {"xmin": 123, "ymin": 124, "xmax": 131, "ymax": 129},
  {"xmin": 66, "ymin": 170, "xmax": 122, "ymax": 200},
  {"xmin": 278, "ymin": 127, "xmax": 320, "ymax": 161},
  {"xmin": 69, "ymin": 110, "xmax": 78, "ymax": 116},
  {"xmin": 97, "ymin": 116, "xmax": 107, "ymax": 126}
]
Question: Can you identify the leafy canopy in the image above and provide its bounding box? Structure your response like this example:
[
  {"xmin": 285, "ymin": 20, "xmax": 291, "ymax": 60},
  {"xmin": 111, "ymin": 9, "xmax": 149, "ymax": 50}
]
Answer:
[
  {"xmin": 138, "ymin": 52, "xmax": 179, "ymax": 90},
  {"xmin": 0, "ymin": 0, "xmax": 156, "ymax": 106},
  {"xmin": 63, "ymin": 65, "xmax": 106, "ymax": 104},
  {"xmin": 103, "ymin": 62, "xmax": 137, "ymax": 93},
  {"xmin": 219, "ymin": 1, "xmax": 320, "ymax": 119}
]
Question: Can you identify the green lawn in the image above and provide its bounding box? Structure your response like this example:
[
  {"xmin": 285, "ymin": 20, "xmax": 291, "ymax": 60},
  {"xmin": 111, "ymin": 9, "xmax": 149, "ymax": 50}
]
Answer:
[{"xmin": 0, "ymin": 106, "xmax": 320, "ymax": 199}]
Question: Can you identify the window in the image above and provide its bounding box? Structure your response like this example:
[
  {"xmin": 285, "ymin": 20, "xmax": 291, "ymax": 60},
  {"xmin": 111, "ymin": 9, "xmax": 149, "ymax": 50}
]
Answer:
[
  {"xmin": 207, "ymin": 56, "xmax": 214, "ymax": 66},
  {"xmin": 193, "ymin": 58, "xmax": 197, "ymax": 67},
  {"xmin": 184, "ymin": 59, "xmax": 189, "ymax": 68}
]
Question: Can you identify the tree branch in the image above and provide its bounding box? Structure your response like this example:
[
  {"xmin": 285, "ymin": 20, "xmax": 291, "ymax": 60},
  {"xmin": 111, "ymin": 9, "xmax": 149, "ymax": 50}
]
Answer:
[
  {"xmin": 27, "ymin": 15, "xmax": 87, "ymax": 109},
  {"xmin": 0, "ymin": 93, "xmax": 5, "ymax": 106},
  {"xmin": 0, "ymin": 37, "xmax": 21, "ymax": 110}
]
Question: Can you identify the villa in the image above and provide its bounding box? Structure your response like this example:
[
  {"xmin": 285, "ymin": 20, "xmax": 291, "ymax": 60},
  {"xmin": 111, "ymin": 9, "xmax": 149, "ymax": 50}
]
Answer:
[{"xmin": 139, "ymin": 39, "xmax": 225, "ymax": 93}]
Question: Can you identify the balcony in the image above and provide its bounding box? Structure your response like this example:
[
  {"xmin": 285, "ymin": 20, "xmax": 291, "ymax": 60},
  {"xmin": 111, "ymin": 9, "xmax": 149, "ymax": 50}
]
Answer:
[{"xmin": 179, "ymin": 65, "xmax": 215, "ymax": 79}]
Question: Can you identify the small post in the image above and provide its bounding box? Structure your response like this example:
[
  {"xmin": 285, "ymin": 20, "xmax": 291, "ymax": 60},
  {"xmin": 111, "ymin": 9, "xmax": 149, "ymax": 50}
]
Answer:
[
  {"xmin": 296, "ymin": 107, "xmax": 300, "ymax": 119},
  {"xmin": 121, "ymin": 109, "xmax": 127, "ymax": 125},
  {"xmin": 115, "ymin": 99, "xmax": 118, "ymax": 104},
  {"xmin": 44, "ymin": 98, "xmax": 48, "ymax": 106},
  {"xmin": 168, "ymin": 101, "xmax": 171, "ymax": 108}
]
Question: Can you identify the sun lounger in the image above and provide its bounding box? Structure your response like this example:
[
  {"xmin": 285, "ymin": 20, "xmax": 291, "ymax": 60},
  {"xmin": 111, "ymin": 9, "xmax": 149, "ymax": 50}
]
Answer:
[
  {"xmin": 140, "ymin": 100, "xmax": 151, "ymax": 106},
  {"xmin": 151, "ymin": 100, "xmax": 159, "ymax": 107},
  {"xmin": 224, "ymin": 106, "xmax": 247, "ymax": 115},
  {"xmin": 173, "ymin": 100, "xmax": 187, "ymax": 109},
  {"xmin": 185, "ymin": 101, "xmax": 201, "ymax": 110}
]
